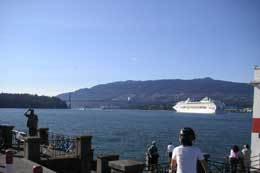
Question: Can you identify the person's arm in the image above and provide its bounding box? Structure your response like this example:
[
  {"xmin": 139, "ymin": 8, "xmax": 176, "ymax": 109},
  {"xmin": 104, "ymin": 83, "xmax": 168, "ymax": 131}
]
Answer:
[
  {"xmin": 197, "ymin": 148, "xmax": 209, "ymax": 173},
  {"xmin": 170, "ymin": 148, "xmax": 177, "ymax": 173},
  {"xmin": 147, "ymin": 147, "xmax": 152, "ymax": 158},
  {"xmin": 199, "ymin": 160, "xmax": 209, "ymax": 173},
  {"xmin": 24, "ymin": 109, "xmax": 30, "ymax": 117},
  {"xmin": 170, "ymin": 159, "xmax": 177, "ymax": 173}
]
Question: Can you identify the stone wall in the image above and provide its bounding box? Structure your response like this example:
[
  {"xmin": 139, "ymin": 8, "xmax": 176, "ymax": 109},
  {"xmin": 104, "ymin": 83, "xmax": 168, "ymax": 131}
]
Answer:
[{"xmin": 41, "ymin": 157, "xmax": 81, "ymax": 173}]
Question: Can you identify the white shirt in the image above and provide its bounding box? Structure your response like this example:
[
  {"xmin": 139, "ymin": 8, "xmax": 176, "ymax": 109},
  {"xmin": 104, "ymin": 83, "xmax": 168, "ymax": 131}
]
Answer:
[
  {"xmin": 229, "ymin": 149, "xmax": 240, "ymax": 159},
  {"xmin": 242, "ymin": 148, "xmax": 251, "ymax": 161},
  {"xmin": 167, "ymin": 144, "xmax": 174, "ymax": 153},
  {"xmin": 172, "ymin": 145, "xmax": 204, "ymax": 173}
]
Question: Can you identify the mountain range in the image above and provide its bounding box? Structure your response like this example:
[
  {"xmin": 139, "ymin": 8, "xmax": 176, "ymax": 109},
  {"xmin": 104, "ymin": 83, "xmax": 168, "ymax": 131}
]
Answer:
[{"xmin": 57, "ymin": 78, "xmax": 253, "ymax": 109}]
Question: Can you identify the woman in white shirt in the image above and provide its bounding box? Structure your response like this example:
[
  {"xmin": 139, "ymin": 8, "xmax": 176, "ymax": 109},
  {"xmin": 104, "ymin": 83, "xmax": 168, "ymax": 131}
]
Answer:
[
  {"xmin": 170, "ymin": 127, "xmax": 208, "ymax": 173},
  {"xmin": 167, "ymin": 143, "xmax": 174, "ymax": 162}
]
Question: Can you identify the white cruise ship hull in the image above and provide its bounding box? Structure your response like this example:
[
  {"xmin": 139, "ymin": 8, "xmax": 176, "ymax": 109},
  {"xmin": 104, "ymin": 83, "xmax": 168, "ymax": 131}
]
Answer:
[
  {"xmin": 173, "ymin": 106, "xmax": 216, "ymax": 114},
  {"xmin": 173, "ymin": 97, "xmax": 218, "ymax": 114}
]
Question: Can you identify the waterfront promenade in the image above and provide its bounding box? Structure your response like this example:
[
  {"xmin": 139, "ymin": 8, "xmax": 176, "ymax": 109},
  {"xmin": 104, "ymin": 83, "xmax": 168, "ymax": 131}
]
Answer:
[{"xmin": 0, "ymin": 151, "xmax": 55, "ymax": 173}]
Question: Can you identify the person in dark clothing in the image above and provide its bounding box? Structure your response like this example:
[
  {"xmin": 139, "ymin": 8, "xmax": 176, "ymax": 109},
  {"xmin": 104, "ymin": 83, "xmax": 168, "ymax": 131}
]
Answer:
[
  {"xmin": 0, "ymin": 129, "xmax": 4, "ymax": 151},
  {"xmin": 24, "ymin": 109, "xmax": 38, "ymax": 136},
  {"xmin": 147, "ymin": 141, "xmax": 159, "ymax": 166}
]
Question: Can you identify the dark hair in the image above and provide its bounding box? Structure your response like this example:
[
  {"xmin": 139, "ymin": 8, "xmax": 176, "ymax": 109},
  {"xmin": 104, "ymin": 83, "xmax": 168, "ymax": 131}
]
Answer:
[
  {"xmin": 179, "ymin": 127, "xmax": 196, "ymax": 146},
  {"xmin": 245, "ymin": 144, "xmax": 250, "ymax": 149},
  {"xmin": 180, "ymin": 138, "xmax": 193, "ymax": 146},
  {"xmin": 232, "ymin": 145, "xmax": 239, "ymax": 153}
]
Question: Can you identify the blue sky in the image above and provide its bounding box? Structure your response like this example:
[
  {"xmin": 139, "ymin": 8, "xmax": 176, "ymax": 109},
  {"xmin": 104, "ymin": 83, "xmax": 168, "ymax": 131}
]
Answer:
[{"xmin": 0, "ymin": 0, "xmax": 260, "ymax": 96}]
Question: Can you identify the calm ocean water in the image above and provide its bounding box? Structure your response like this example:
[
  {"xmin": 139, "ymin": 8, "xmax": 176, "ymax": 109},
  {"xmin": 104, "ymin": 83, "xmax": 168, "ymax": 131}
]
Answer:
[{"xmin": 0, "ymin": 108, "xmax": 252, "ymax": 162}]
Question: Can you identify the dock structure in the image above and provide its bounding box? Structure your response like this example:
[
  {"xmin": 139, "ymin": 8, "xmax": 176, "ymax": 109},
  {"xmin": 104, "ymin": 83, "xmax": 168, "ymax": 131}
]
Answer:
[{"xmin": 251, "ymin": 66, "xmax": 260, "ymax": 169}]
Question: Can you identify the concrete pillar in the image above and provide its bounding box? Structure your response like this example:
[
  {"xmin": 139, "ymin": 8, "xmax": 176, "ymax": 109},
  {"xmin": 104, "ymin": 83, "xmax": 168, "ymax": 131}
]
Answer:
[
  {"xmin": 97, "ymin": 155, "xmax": 119, "ymax": 173},
  {"xmin": 78, "ymin": 136, "xmax": 92, "ymax": 173},
  {"xmin": 24, "ymin": 136, "xmax": 41, "ymax": 162},
  {"xmin": 37, "ymin": 128, "xmax": 49, "ymax": 145},
  {"xmin": 0, "ymin": 124, "xmax": 14, "ymax": 149},
  {"xmin": 109, "ymin": 160, "xmax": 144, "ymax": 173}
]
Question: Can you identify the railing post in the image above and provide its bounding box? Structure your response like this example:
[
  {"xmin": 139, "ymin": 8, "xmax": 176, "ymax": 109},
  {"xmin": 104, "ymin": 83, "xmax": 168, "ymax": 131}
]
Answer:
[
  {"xmin": 78, "ymin": 135, "xmax": 92, "ymax": 173},
  {"xmin": 24, "ymin": 136, "xmax": 41, "ymax": 163},
  {"xmin": 97, "ymin": 155, "xmax": 119, "ymax": 173},
  {"xmin": 0, "ymin": 124, "xmax": 14, "ymax": 148},
  {"xmin": 109, "ymin": 160, "xmax": 144, "ymax": 173},
  {"xmin": 37, "ymin": 128, "xmax": 49, "ymax": 145},
  {"xmin": 5, "ymin": 149, "xmax": 14, "ymax": 173}
]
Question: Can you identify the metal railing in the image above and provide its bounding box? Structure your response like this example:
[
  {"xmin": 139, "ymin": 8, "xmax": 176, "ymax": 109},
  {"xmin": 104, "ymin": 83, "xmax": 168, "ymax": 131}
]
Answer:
[
  {"xmin": 250, "ymin": 155, "xmax": 260, "ymax": 169},
  {"xmin": 207, "ymin": 160, "xmax": 230, "ymax": 173},
  {"xmin": 40, "ymin": 132, "xmax": 78, "ymax": 159},
  {"xmin": 144, "ymin": 162, "xmax": 171, "ymax": 173},
  {"xmin": 144, "ymin": 155, "xmax": 260, "ymax": 173},
  {"xmin": 207, "ymin": 155, "xmax": 260, "ymax": 173}
]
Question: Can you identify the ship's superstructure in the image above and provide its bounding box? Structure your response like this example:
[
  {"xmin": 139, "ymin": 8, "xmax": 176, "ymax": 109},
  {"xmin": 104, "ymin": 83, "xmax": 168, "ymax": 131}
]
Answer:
[
  {"xmin": 251, "ymin": 66, "xmax": 260, "ymax": 169},
  {"xmin": 173, "ymin": 97, "xmax": 217, "ymax": 114}
]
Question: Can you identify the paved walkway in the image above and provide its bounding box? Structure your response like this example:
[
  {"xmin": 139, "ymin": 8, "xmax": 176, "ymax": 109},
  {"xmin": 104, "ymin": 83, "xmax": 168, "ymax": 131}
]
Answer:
[{"xmin": 0, "ymin": 152, "xmax": 55, "ymax": 173}]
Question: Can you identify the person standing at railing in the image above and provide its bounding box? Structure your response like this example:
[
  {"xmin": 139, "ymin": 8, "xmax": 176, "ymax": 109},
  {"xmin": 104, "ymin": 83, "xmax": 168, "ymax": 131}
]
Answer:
[
  {"xmin": 24, "ymin": 109, "xmax": 38, "ymax": 136},
  {"xmin": 229, "ymin": 145, "xmax": 242, "ymax": 173},
  {"xmin": 0, "ymin": 129, "xmax": 4, "ymax": 151},
  {"xmin": 170, "ymin": 127, "xmax": 208, "ymax": 173},
  {"xmin": 242, "ymin": 144, "xmax": 251, "ymax": 173},
  {"xmin": 147, "ymin": 140, "xmax": 159, "ymax": 172},
  {"xmin": 167, "ymin": 142, "xmax": 174, "ymax": 163}
]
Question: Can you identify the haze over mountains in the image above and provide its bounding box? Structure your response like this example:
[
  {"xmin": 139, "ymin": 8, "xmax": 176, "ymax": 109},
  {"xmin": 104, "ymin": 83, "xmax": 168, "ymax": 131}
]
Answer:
[{"xmin": 57, "ymin": 78, "xmax": 253, "ymax": 109}]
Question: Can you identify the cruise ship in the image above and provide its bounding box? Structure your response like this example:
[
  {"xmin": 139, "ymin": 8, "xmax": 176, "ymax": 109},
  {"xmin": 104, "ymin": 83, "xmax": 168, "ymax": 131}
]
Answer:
[{"xmin": 173, "ymin": 97, "xmax": 217, "ymax": 114}]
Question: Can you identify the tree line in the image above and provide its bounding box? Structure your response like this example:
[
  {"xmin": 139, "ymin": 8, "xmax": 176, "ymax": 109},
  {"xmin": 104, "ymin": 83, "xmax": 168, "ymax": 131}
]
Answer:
[{"xmin": 0, "ymin": 93, "xmax": 68, "ymax": 108}]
